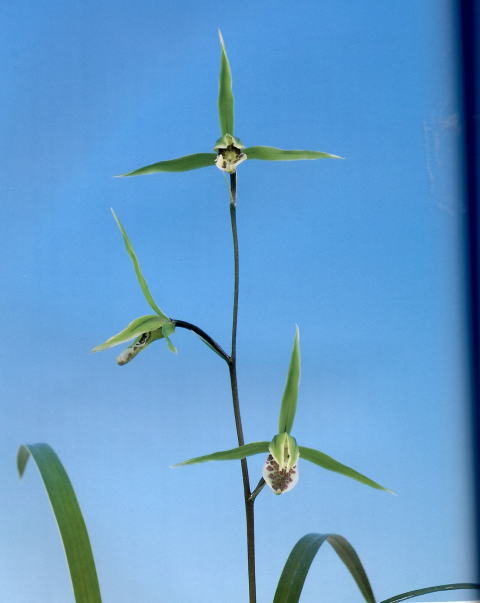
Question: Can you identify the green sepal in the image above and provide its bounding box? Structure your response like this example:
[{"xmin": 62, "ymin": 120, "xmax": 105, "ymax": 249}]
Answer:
[
  {"xmin": 92, "ymin": 315, "xmax": 169, "ymax": 352},
  {"xmin": 174, "ymin": 441, "xmax": 270, "ymax": 467},
  {"xmin": 244, "ymin": 146, "xmax": 342, "ymax": 161},
  {"xmin": 116, "ymin": 153, "xmax": 216, "ymax": 177},
  {"xmin": 17, "ymin": 444, "xmax": 102, "ymax": 603},
  {"xmin": 278, "ymin": 327, "xmax": 301, "ymax": 433},
  {"xmin": 111, "ymin": 209, "xmax": 168, "ymax": 320},
  {"xmin": 298, "ymin": 445, "xmax": 393, "ymax": 493},
  {"xmin": 274, "ymin": 533, "xmax": 375, "ymax": 603},
  {"xmin": 160, "ymin": 321, "xmax": 177, "ymax": 353},
  {"xmin": 214, "ymin": 133, "xmax": 245, "ymax": 150},
  {"xmin": 269, "ymin": 433, "xmax": 299, "ymax": 471},
  {"xmin": 218, "ymin": 30, "xmax": 234, "ymax": 136}
]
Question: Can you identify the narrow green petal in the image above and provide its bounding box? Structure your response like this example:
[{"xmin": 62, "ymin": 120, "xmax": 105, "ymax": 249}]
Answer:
[
  {"xmin": 244, "ymin": 146, "xmax": 342, "ymax": 161},
  {"xmin": 111, "ymin": 209, "xmax": 168, "ymax": 319},
  {"xmin": 174, "ymin": 441, "xmax": 270, "ymax": 467},
  {"xmin": 117, "ymin": 153, "xmax": 216, "ymax": 177},
  {"xmin": 17, "ymin": 444, "xmax": 102, "ymax": 603},
  {"xmin": 274, "ymin": 533, "xmax": 375, "ymax": 603},
  {"xmin": 299, "ymin": 446, "xmax": 393, "ymax": 493},
  {"xmin": 165, "ymin": 336, "xmax": 177, "ymax": 354},
  {"xmin": 218, "ymin": 30, "xmax": 234, "ymax": 136},
  {"xmin": 380, "ymin": 583, "xmax": 480, "ymax": 603},
  {"xmin": 278, "ymin": 327, "xmax": 301, "ymax": 433},
  {"xmin": 92, "ymin": 315, "xmax": 168, "ymax": 352}
]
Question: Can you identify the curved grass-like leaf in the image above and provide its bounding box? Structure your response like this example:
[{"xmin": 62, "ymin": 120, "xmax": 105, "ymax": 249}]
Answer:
[
  {"xmin": 92, "ymin": 314, "xmax": 168, "ymax": 351},
  {"xmin": 245, "ymin": 146, "xmax": 342, "ymax": 161},
  {"xmin": 278, "ymin": 327, "xmax": 300, "ymax": 433},
  {"xmin": 117, "ymin": 153, "xmax": 216, "ymax": 177},
  {"xmin": 174, "ymin": 441, "xmax": 270, "ymax": 467},
  {"xmin": 380, "ymin": 583, "xmax": 480, "ymax": 603},
  {"xmin": 299, "ymin": 446, "xmax": 393, "ymax": 493},
  {"xmin": 218, "ymin": 30, "xmax": 234, "ymax": 136},
  {"xmin": 17, "ymin": 443, "xmax": 102, "ymax": 603},
  {"xmin": 273, "ymin": 533, "xmax": 374, "ymax": 603},
  {"xmin": 111, "ymin": 209, "xmax": 168, "ymax": 319}
]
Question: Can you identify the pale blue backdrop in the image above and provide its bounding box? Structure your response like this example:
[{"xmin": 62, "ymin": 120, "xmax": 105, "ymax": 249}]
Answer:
[{"xmin": 0, "ymin": 1, "xmax": 477, "ymax": 602}]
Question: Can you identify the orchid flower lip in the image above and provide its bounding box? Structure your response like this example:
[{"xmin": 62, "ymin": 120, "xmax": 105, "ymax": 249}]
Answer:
[{"xmin": 214, "ymin": 134, "xmax": 248, "ymax": 173}]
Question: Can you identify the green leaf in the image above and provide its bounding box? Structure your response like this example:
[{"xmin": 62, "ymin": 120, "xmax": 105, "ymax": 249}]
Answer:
[
  {"xmin": 174, "ymin": 441, "xmax": 270, "ymax": 467},
  {"xmin": 278, "ymin": 327, "xmax": 301, "ymax": 433},
  {"xmin": 117, "ymin": 153, "xmax": 216, "ymax": 176},
  {"xmin": 218, "ymin": 30, "xmax": 234, "ymax": 136},
  {"xmin": 273, "ymin": 533, "xmax": 374, "ymax": 603},
  {"xmin": 92, "ymin": 315, "xmax": 168, "ymax": 351},
  {"xmin": 111, "ymin": 209, "xmax": 168, "ymax": 319},
  {"xmin": 380, "ymin": 583, "xmax": 480, "ymax": 603},
  {"xmin": 245, "ymin": 146, "xmax": 342, "ymax": 161},
  {"xmin": 299, "ymin": 446, "xmax": 393, "ymax": 493},
  {"xmin": 17, "ymin": 443, "xmax": 102, "ymax": 603}
]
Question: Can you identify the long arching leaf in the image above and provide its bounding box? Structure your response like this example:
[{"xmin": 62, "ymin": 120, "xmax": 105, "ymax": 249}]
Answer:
[
  {"xmin": 117, "ymin": 152, "xmax": 216, "ymax": 176},
  {"xmin": 380, "ymin": 583, "xmax": 480, "ymax": 603},
  {"xmin": 17, "ymin": 443, "xmax": 102, "ymax": 603},
  {"xmin": 273, "ymin": 533, "xmax": 375, "ymax": 603},
  {"xmin": 174, "ymin": 441, "xmax": 270, "ymax": 466}
]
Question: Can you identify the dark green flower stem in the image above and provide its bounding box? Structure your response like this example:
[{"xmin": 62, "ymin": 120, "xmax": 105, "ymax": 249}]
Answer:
[
  {"xmin": 228, "ymin": 172, "xmax": 257, "ymax": 603},
  {"xmin": 172, "ymin": 319, "xmax": 230, "ymax": 363},
  {"xmin": 248, "ymin": 478, "xmax": 266, "ymax": 503}
]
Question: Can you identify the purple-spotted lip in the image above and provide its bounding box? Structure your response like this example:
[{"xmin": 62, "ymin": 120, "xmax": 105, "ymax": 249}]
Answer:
[{"xmin": 262, "ymin": 453, "xmax": 299, "ymax": 495}]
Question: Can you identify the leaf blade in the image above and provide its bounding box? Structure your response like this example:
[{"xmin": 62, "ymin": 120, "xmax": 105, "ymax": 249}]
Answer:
[
  {"xmin": 278, "ymin": 327, "xmax": 301, "ymax": 433},
  {"xmin": 218, "ymin": 30, "xmax": 234, "ymax": 135},
  {"xmin": 273, "ymin": 533, "xmax": 375, "ymax": 603},
  {"xmin": 299, "ymin": 446, "xmax": 393, "ymax": 493},
  {"xmin": 92, "ymin": 314, "xmax": 167, "ymax": 351},
  {"xmin": 245, "ymin": 146, "xmax": 342, "ymax": 161},
  {"xmin": 117, "ymin": 153, "xmax": 216, "ymax": 177},
  {"xmin": 111, "ymin": 209, "xmax": 168, "ymax": 319},
  {"xmin": 380, "ymin": 583, "xmax": 480, "ymax": 603},
  {"xmin": 174, "ymin": 441, "xmax": 270, "ymax": 467},
  {"xmin": 17, "ymin": 443, "xmax": 102, "ymax": 603}
]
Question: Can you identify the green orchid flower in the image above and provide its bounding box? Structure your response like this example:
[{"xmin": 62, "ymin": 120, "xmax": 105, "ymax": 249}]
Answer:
[
  {"xmin": 92, "ymin": 209, "xmax": 176, "ymax": 363},
  {"xmin": 175, "ymin": 328, "xmax": 393, "ymax": 496},
  {"xmin": 116, "ymin": 31, "xmax": 341, "ymax": 180}
]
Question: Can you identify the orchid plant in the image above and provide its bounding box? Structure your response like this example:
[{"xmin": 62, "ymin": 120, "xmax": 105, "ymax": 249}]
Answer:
[
  {"xmin": 116, "ymin": 32, "xmax": 340, "ymax": 182},
  {"xmin": 175, "ymin": 328, "xmax": 391, "ymax": 498},
  {"xmin": 16, "ymin": 31, "xmax": 479, "ymax": 603}
]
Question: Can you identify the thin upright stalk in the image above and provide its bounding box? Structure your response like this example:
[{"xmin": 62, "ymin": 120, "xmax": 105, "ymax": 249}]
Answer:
[{"xmin": 227, "ymin": 172, "xmax": 257, "ymax": 603}]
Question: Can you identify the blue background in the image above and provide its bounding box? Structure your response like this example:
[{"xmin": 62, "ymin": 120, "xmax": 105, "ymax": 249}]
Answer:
[{"xmin": 0, "ymin": 1, "xmax": 477, "ymax": 602}]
